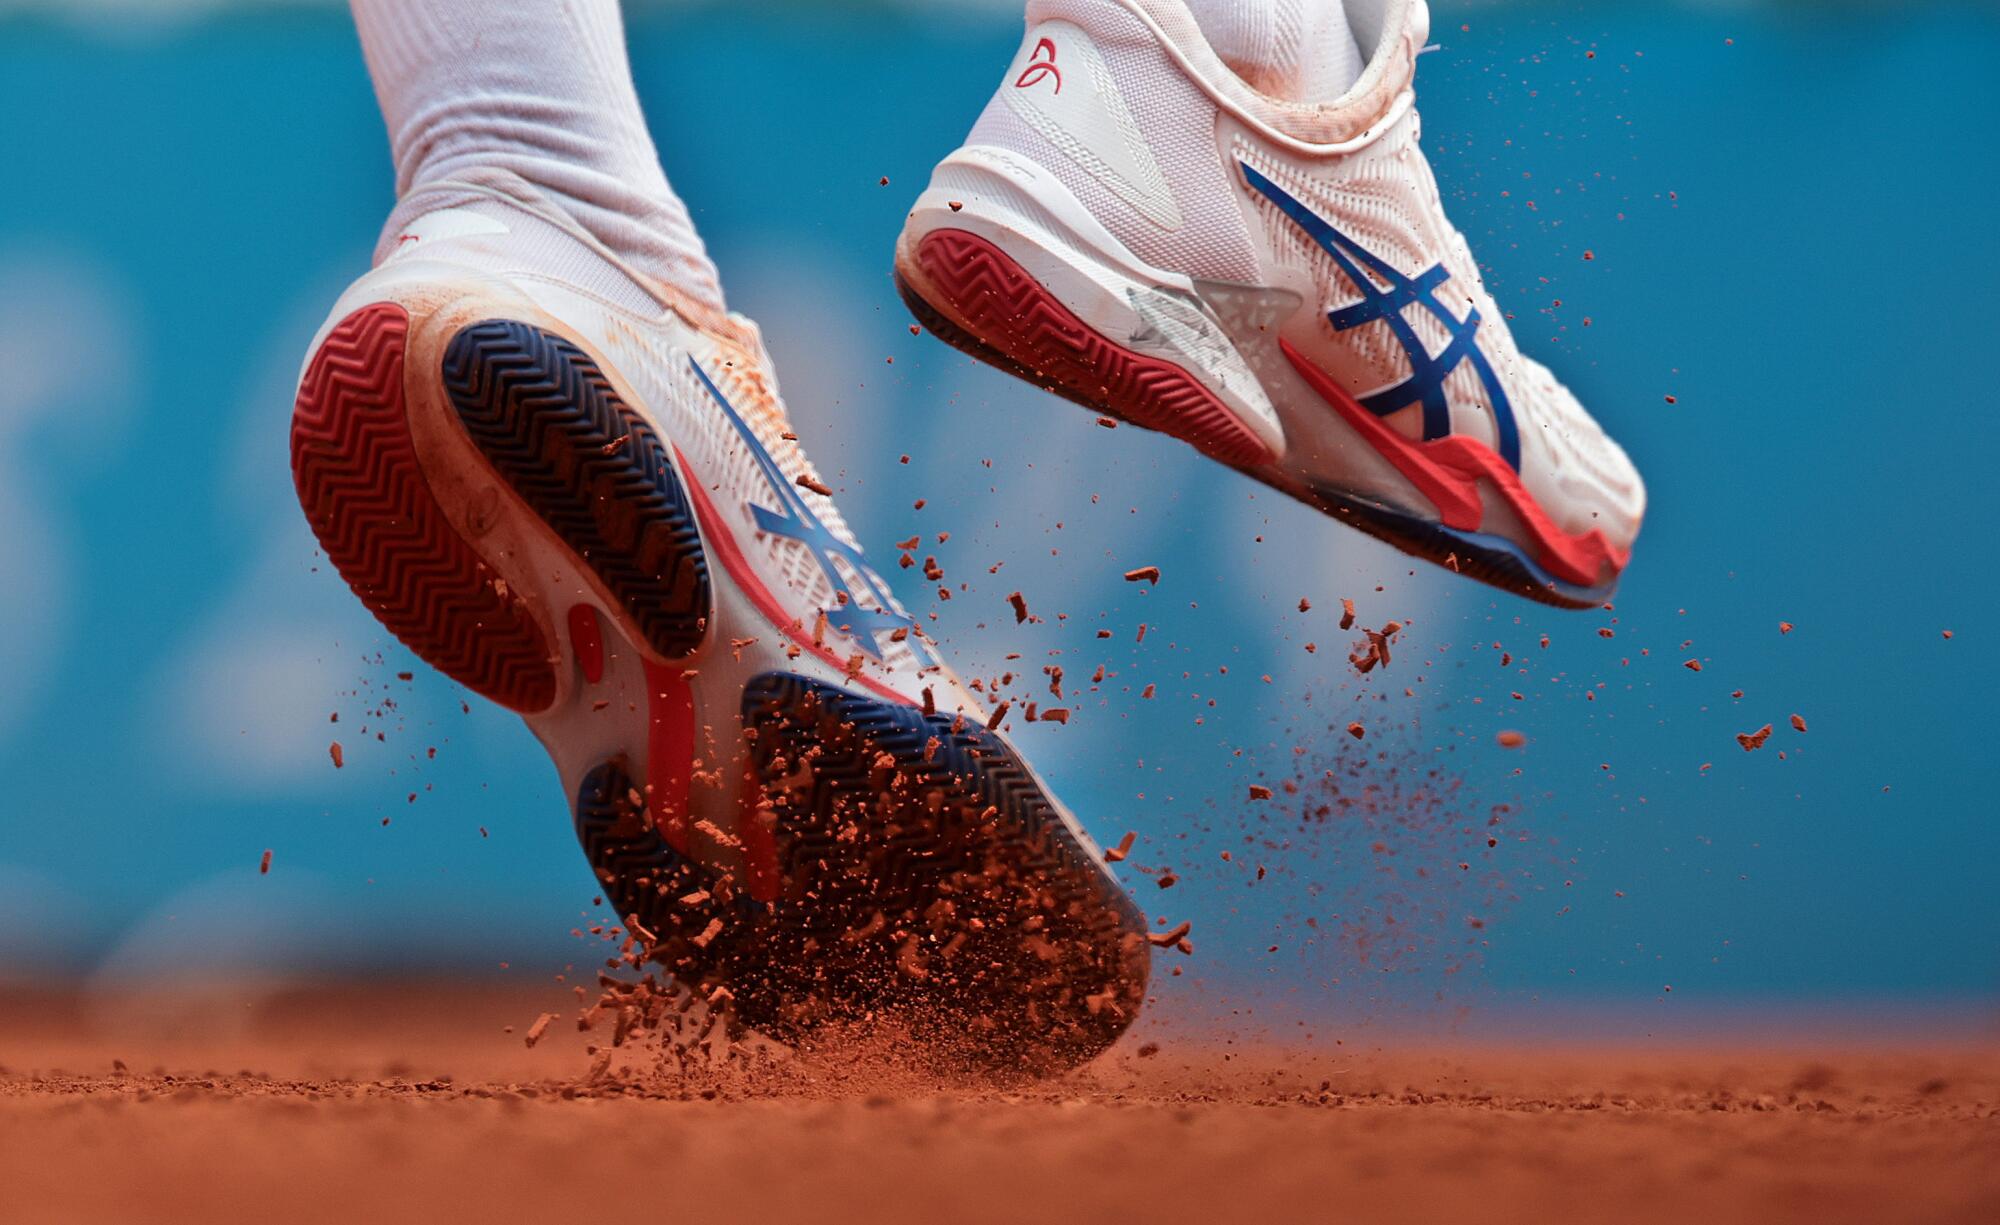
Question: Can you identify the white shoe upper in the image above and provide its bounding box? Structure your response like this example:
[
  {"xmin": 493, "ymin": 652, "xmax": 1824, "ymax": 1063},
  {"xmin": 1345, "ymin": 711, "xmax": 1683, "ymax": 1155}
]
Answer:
[
  {"xmin": 346, "ymin": 172, "xmax": 970, "ymax": 717},
  {"xmin": 913, "ymin": 0, "xmax": 1645, "ymax": 580}
]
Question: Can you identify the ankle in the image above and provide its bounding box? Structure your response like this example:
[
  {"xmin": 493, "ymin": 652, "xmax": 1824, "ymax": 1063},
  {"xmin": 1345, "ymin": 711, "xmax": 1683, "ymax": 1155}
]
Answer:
[{"xmin": 1183, "ymin": 0, "xmax": 1365, "ymax": 103}]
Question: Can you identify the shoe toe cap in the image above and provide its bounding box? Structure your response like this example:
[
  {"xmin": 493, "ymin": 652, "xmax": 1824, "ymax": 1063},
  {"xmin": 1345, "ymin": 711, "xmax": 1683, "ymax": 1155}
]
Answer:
[{"xmin": 1517, "ymin": 364, "xmax": 1647, "ymax": 557}]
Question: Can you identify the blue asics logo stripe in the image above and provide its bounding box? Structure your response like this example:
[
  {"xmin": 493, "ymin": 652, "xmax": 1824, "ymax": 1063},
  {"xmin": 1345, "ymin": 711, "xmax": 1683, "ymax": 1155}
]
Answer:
[
  {"xmin": 1242, "ymin": 163, "xmax": 1521, "ymax": 471},
  {"xmin": 688, "ymin": 358, "xmax": 931, "ymax": 664}
]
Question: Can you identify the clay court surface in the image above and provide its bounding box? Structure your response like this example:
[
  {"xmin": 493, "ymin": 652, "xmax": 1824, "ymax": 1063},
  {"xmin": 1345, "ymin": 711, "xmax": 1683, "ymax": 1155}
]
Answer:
[{"xmin": 0, "ymin": 987, "xmax": 1993, "ymax": 1224}]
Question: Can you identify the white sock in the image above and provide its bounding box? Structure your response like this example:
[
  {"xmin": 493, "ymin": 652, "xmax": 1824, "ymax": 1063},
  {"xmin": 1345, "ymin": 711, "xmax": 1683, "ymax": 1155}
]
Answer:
[
  {"xmin": 348, "ymin": 0, "xmax": 724, "ymax": 313},
  {"xmin": 1182, "ymin": 0, "xmax": 1366, "ymax": 103}
]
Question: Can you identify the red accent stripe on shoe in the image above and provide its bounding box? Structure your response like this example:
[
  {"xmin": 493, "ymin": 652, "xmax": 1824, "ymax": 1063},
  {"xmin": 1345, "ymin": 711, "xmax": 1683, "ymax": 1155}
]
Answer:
[
  {"xmin": 291, "ymin": 304, "xmax": 557, "ymax": 713},
  {"xmin": 569, "ymin": 604, "xmax": 605, "ymax": 685},
  {"xmin": 913, "ymin": 229, "xmax": 1276, "ymax": 469},
  {"xmin": 1280, "ymin": 338, "xmax": 1628, "ymax": 588},
  {"xmin": 643, "ymin": 658, "xmax": 694, "ymax": 856},
  {"xmin": 738, "ymin": 775, "xmax": 782, "ymax": 905},
  {"xmin": 642, "ymin": 658, "xmax": 783, "ymax": 903}
]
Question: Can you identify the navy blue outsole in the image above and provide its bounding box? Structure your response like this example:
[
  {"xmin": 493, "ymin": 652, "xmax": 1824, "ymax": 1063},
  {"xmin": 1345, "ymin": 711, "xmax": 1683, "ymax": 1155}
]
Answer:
[
  {"xmin": 430, "ymin": 316, "xmax": 1146, "ymax": 1068},
  {"xmin": 575, "ymin": 674, "xmax": 1150, "ymax": 1071},
  {"xmin": 441, "ymin": 319, "xmax": 713, "ymax": 659}
]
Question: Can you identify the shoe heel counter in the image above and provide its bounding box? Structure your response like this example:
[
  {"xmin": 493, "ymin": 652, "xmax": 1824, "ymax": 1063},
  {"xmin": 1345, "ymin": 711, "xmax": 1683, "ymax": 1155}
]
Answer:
[{"xmin": 964, "ymin": 13, "xmax": 1186, "ymax": 235}]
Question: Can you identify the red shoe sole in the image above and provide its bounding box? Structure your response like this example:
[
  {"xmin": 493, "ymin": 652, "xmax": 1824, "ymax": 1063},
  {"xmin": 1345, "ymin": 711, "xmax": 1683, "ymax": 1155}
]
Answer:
[
  {"xmin": 904, "ymin": 229, "xmax": 1275, "ymax": 470},
  {"xmin": 903, "ymin": 229, "xmax": 1624, "ymax": 609},
  {"xmin": 290, "ymin": 304, "xmax": 558, "ymax": 713}
]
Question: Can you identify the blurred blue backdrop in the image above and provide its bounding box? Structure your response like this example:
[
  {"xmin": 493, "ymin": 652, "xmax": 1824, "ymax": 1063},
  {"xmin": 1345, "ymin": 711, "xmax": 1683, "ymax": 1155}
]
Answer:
[{"xmin": 0, "ymin": 0, "xmax": 1994, "ymax": 1035}]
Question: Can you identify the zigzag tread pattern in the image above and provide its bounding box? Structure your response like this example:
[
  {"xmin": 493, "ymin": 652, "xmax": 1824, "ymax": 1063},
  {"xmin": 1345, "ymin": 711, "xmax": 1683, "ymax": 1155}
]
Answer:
[
  {"xmin": 290, "ymin": 304, "xmax": 557, "ymax": 713},
  {"xmin": 442, "ymin": 320, "xmax": 711, "ymax": 660},
  {"xmin": 740, "ymin": 673, "xmax": 1150, "ymax": 1063},
  {"xmin": 567, "ymin": 674, "xmax": 1149, "ymax": 1068},
  {"xmin": 911, "ymin": 229, "xmax": 1274, "ymax": 469},
  {"xmin": 574, "ymin": 759, "xmax": 759, "ymax": 960}
]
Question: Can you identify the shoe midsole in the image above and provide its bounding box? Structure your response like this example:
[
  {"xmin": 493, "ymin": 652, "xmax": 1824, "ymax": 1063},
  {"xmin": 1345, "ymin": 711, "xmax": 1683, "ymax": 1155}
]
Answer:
[{"xmin": 898, "ymin": 145, "xmax": 1285, "ymax": 456}]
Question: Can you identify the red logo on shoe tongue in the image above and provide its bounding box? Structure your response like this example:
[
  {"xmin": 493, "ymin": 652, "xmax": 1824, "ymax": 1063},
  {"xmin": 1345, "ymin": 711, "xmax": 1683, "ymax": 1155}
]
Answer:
[{"xmin": 1014, "ymin": 38, "xmax": 1062, "ymax": 93}]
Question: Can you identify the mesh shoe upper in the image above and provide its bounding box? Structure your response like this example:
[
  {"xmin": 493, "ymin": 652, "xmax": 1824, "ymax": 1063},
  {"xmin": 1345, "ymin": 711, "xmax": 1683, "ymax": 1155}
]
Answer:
[
  {"xmin": 378, "ymin": 171, "xmax": 953, "ymax": 699},
  {"xmin": 958, "ymin": 0, "xmax": 1645, "ymax": 560}
]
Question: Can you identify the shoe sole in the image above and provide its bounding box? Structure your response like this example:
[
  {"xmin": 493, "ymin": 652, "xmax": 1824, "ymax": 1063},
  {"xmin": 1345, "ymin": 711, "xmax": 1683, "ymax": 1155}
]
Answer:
[
  {"xmin": 897, "ymin": 228, "xmax": 1617, "ymax": 610},
  {"xmin": 580, "ymin": 674, "xmax": 1149, "ymax": 1069},
  {"xmin": 899, "ymin": 228, "xmax": 1274, "ymax": 470},
  {"xmin": 290, "ymin": 304, "xmax": 563, "ymax": 711},
  {"xmin": 291, "ymin": 303, "xmax": 1148, "ymax": 1068}
]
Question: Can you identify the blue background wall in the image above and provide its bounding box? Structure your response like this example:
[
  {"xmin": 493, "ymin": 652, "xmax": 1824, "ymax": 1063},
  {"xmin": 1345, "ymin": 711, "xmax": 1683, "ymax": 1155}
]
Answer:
[{"xmin": 0, "ymin": 1, "xmax": 1994, "ymax": 1034}]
